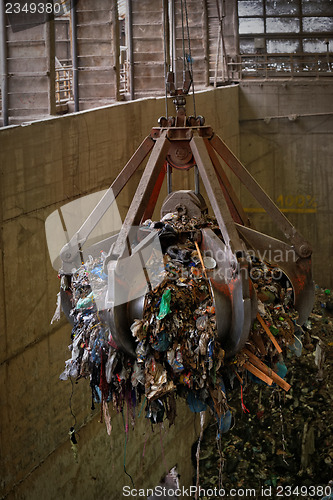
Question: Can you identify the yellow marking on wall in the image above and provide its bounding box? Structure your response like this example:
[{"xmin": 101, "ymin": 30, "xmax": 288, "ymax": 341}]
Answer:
[{"xmin": 244, "ymin": 208, "xmax": 317, "ymax": 214}]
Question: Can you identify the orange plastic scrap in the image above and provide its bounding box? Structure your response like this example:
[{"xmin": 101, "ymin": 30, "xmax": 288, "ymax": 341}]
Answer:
[
  {"xmin": 243, "ymin": 348, "xmax": 291, "ymax": 392},
  {"xmin": 194, "ymin": 241, "xmax": 208, "ymax": 279},
  {"xmin": 243, "ymin": 361, "xmax": 273, "ymax": 386},
  {"xmin": 233, "ymin": 369, "xmax": 243, "ymax": 385},
  {"xmin": 256, "ymin": 313, "xmax": 283, "ymax": 354}
]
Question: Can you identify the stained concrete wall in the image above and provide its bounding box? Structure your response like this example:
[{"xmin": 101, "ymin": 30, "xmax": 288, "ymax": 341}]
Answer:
[
  {"xmin": 238, "ymin": 81, "xmax": 333, "ymax": 288},
  {"xmin": 0, "ymin": 86, "xmax": 239, "ymax": 499}
]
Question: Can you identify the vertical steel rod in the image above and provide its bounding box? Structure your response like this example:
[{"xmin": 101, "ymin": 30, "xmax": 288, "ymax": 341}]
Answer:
[
  {"xmin": 0, "ymin": 0, "xmax": 8, "ymax": 126},
  {"xmin": 167, "ymin": 163, "xmax": 172, "ymax": 194},
  {"xmin": 126, "ymin": 0, "xmax": 134, "ymax": 100},
  {"xmin": 194, "ymin": 165, "xmax": 199, "ymax": 194},
  {"xmin": 71, "ymin": 0, "xmax": 79, "ymax": 112},
  {"xmin": 45, "ymin": 14, "xmax": 56, "ymax": 115},
  {"xmin": 171, "ymin": 0, "xmax": 176, "ymax": 77}
]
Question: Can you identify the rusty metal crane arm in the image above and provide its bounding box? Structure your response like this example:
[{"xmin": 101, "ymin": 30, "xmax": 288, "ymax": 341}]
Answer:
[{"xmin": 60, "ymin": 135, "xmax": 154, "ymax": 273}]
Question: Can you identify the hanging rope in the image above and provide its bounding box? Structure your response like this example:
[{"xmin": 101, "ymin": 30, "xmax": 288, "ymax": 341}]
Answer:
[
  {"xmin": 162, "ymin": 0, "xmax": 169, "ymax": 118},
  {"xmin": 184, "ymin": 0, "xmax": 196, "ymax": 116}
]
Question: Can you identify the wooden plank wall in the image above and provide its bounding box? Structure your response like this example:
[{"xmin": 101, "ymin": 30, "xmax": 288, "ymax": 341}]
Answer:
[
  {"xmin": 1, "ymin": 0, "xmax": 240, "ymax": 124},
  {"xmin": 6, "ymin": 18, "xmax": 55, "ymax": 123},
  {"xmin": 131, "ymin": 0, "xmax": 210, "ymax": 100},
  {"xmin": 55, "ymin": 17, "xmax": 70, "ymax": 62},
  {"xmin": 207, "ymin": 0, "xmax": 220, "ymax": 85},
  {"xmin": 131, "ymin": 0, "xmax": 165, "ymax": 99},
  {"xmin": 207, "ymin": 0, "xmax": 239, "ymax": 85},
  {"xmin": 76, "ymin": 0, "xmax": 119, "ymax": 109}
]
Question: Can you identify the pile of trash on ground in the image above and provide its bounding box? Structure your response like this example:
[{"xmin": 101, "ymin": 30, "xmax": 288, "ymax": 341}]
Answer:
[
  {"xmin": 197, "ymin": 285, "xmax": 333, "ymax": 495},
  {"xmin": 57, "ymin": 212, "xmax": 301, "ymax": 436}
]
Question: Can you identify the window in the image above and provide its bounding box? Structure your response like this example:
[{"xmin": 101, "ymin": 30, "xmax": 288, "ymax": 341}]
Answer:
[{"xmin": 238, "ymin": 0, "xmax": 333, "ymax": 54}]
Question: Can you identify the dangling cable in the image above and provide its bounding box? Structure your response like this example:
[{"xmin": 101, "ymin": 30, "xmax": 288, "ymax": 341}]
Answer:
[
  {"xmin": 194, "ymin": 411, "xmax": 205, "ymax": 500},
  {"xmin": 180, "ymin": 0, "xmax": 186, "ymax": 71},
  {"xmin": 121, "ymin": 408, "xmax": 135, "ymax": 487},
  {"xmin": 184, "ymin": 0, "xmax": 196, "ymax": 116},
  {"xmin": 162, "ymin": 0, "xmax": 169, "ymax": 118},
  {"xmin": 69, "ymin": 376, "xmax": 77, "ymax": 428}
]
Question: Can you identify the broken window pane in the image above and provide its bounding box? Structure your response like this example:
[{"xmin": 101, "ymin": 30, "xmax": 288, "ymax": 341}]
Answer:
[
  {"xmin": 303, "ymin": 37, "xmax": 333, "ymax": 52},
  {"xmin": 303, "ymin": 17, "xmax": 333, "ymax": 32},
  {"xmin": 239, "ymin": 17, "xmax": 265, "ymax": 34},
  {"xmin": 267, "ymin": 38, "xmax": 300, "ymax": 53},
  {"xmin": 238, "ymin": 0, "xmax": 263, "ymax": 17},
  {"xmin": 266, "ymin": 17, "xmax": 300, "ymax": 32},
  {"xmin": 302, "ymin": 0, "xmax": 333, "ymax": 16},
  {"xmin": 266, "ymin": 0, "xmax": 300, "ymax": 16}
]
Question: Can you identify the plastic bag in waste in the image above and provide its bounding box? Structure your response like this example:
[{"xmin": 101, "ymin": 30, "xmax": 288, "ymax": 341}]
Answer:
[
  {"xmin": 152, "ymin": 331, "xmax": 170, "ymax": 351},
  {"xmin": 105, "ymin": 350, "xmax": 118, "ymax": 384},
  {"xmin": 156, "ymin": 289, "xmax": 172, "ymax": 320},
  {"xmin": 59, "ymin": 359, "xmax": 79, "ymax": 380},
  {"xmin": 217, "ymin": 409, "xmax": 232, "ymax": 434},
  {"xmin": 275, "ymin": 361, "xmax": 288, "ymax": 379},
  {"xmin": 187, "ymin": 391, "xmax": 207, "ymax": 412},
  {"xmin": 289, "ymin": 334, "xmax": 302, "ymax": 357},
  {"xmin": 131, "ymin": 361, "xmax": 145, "ymax": 387},
  {"xmin": 76, "ymin": 291, "xmax": 94, "ymax": 309},
  {"xmin": 167, "ymin": 348, "xmax": 184, "ymax": 373}
]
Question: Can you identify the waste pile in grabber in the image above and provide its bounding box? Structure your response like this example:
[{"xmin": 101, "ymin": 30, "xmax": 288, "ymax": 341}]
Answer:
[
  {"xmin": 46, "ymin": 63, "xmax": 314, "ymax": 432},
  {"xmin": 46, "ymin": 87, "xmax": 314, "ymax": 430}
]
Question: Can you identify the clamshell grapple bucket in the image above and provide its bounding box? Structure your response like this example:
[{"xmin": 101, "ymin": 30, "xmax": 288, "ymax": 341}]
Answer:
[{"xmin": 46, "ymin": 101, "xmax": 314, "ymax": 360}]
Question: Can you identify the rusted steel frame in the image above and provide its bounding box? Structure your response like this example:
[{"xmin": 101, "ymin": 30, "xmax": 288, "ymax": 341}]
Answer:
[
  {"xmin": 189, "ymin": 134, "xmax": 244, "ymax": 255},
  {"xmin": 209, "ymin": 134, "xmax": 312, "ymax": 258},
  {"xmin": 141, "ymin": 164, "xmax": 167, "ymax": 222},
  {"xmin": 60, "ymin": 135, "xmax": 154, "ymax": 265},
  {"xmin": 111, "ymin": 136, "xmax": 155, "ymax": 199},
  {"xmin": 150, "ymin": 126, "xmax": 213, "ymax": 140},
  {"xmin": 112, "ymin": 131, "xmax": 170, "ymax": 258},
  {"xmin": 204, "ymin": 138, "xmax": 250, "ymax": 226}
]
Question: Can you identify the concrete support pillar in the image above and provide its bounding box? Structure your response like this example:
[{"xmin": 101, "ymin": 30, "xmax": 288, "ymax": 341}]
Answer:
[
  {"xmin": 45, "ymin": 16, "xmax": 56, "ymax": 116},
  {"xmin": 203, "ymin": 0, "xmax": 210, "ymax": 87},
  {"xmin": 126, "ymin": 0, "xmax": 134, "ymax": 100},
  {"xmin": 70, "ymin": 0, "xmax": 79, "ymax": 112},
  {"xmin": 111, "ymin": 0, "xmax": 120, "ymax": 101}
]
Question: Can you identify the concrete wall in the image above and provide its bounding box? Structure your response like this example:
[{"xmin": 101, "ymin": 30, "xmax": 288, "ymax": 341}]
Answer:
[
  {"xmin": 0, "ymin": 86, "xmax": 240, "ymax": 499},
  {"xmin": 238, "ymin": 81, "xmax": 333, "ymax": 288}
]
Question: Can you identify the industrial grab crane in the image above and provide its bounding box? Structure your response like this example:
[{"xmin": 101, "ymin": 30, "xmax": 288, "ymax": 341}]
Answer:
[
  {"xmin": 47, "ymin": 2, "xmax": 314, "ymax": 363},
  {"xmin": 54, "ymin": 88, "xmax": 314, "ymax": 362}
]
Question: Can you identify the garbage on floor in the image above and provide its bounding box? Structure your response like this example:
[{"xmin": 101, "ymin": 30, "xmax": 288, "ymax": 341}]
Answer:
[{"xmin": 198, "ymin": 285, "xmax": 333, "ymax": 493}]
